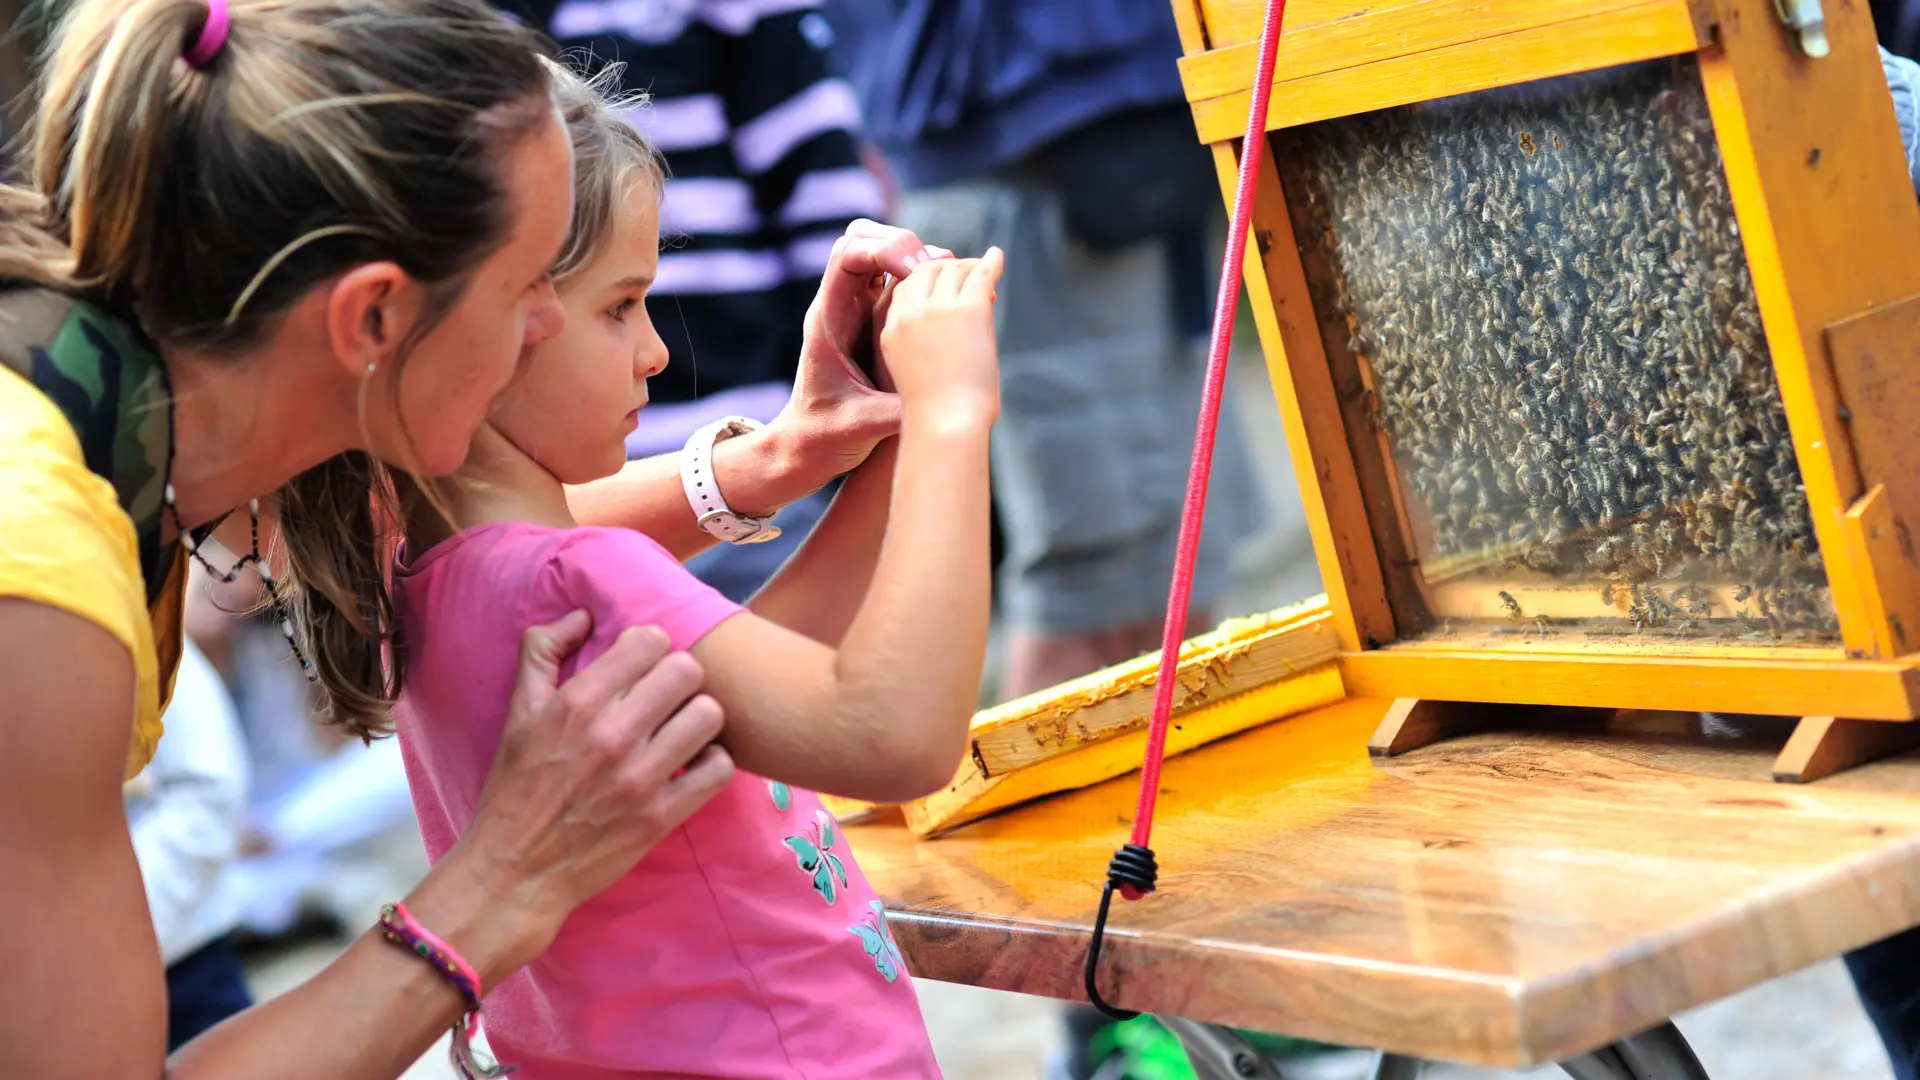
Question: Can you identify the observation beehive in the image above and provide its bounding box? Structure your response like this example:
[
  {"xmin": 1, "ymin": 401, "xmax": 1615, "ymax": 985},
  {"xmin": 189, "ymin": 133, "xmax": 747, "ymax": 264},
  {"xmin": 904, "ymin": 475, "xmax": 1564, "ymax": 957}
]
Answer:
[{"xmin": 1173, "ymin": 0, "xmax": 1920, "ymax": 772}]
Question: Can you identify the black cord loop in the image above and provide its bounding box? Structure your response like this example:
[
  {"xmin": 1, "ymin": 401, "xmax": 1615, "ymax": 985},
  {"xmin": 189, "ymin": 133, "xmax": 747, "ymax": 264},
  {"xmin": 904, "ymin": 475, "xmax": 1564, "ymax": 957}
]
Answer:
[{"xmin": 1084, "ymin": 843, "xmax": 1158, "ymax": 1020}]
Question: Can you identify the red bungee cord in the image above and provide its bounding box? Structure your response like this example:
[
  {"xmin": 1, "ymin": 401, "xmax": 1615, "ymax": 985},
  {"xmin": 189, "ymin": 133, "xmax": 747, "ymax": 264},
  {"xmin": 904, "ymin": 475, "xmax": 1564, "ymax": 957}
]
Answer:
[{"xmin": 1084, "ymin": 0, "xmax": 1288, "ymax": 1020}]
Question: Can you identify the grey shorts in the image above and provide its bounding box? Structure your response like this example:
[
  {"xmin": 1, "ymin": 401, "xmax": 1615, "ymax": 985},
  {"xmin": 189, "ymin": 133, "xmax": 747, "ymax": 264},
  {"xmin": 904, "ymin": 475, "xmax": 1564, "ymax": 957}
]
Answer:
[{"xmin": 897, "ymin": 180, "xmax": 1259, "ymax": 636}]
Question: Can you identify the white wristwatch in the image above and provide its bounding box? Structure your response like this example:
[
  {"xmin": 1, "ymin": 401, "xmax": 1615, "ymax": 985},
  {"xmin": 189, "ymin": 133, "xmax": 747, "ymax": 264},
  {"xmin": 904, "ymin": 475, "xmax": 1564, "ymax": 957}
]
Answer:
[{"xmin": 681, "ymin": 416, "xmax": 782, "ymax": 545}]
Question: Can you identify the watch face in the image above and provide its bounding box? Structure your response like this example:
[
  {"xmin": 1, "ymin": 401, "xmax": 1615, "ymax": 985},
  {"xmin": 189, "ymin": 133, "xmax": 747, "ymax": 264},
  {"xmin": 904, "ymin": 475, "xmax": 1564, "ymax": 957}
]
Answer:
[{"xmin": 740, "ymin": 524, "xmax": 783, "ymax": 545}]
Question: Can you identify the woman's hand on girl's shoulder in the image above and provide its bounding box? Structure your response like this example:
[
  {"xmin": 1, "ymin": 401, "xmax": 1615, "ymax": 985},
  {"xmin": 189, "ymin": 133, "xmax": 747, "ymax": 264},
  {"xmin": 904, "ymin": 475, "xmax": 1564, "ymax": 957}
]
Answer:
[
  {"xmin": 877, "ymin": 248, "xmax": 1004, "ymax": 434},
  {"xmin": 444, "ymin": 610, "xmax": 734, "ymax": 975}
]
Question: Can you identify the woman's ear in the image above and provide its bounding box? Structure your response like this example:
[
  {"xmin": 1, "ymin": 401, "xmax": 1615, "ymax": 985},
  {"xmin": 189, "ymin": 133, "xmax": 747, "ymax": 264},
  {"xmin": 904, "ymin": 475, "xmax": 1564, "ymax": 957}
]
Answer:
[{"xmin": 325, "ymin": 262, "xmax": 420, "ymax": 378}]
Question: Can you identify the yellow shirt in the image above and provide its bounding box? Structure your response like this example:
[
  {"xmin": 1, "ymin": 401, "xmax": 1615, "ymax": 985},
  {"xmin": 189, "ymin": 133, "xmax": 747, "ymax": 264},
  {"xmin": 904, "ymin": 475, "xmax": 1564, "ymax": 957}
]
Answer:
[{"xmin": 0, "ymin": 361, "xmax": 182, "ymax": 779}]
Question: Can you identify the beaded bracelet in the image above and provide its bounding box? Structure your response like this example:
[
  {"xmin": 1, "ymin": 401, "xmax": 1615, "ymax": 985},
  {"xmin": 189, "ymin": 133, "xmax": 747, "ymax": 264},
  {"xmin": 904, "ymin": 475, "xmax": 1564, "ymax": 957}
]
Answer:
[{"xmin": 378, "ymin": 902, "xmax": 513, "ymax": 1078}]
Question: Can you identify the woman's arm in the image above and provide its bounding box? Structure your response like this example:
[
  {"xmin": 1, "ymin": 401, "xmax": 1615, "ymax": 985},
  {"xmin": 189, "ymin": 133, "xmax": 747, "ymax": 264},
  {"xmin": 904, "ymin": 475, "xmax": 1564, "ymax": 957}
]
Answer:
[
  {"xmin": 0, "ymin": 602, "xmax": 733, "ymax": 1079},
  {"xmin": 689, "ymin": 254, "xmax": 1002, "ymax": 804}
]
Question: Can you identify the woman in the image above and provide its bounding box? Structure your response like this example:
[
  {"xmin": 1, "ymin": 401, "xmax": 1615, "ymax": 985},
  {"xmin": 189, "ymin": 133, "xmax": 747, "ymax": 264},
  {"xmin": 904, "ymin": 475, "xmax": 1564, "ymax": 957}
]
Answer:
[{"xmin": 0, "ymin": 0, "xmax": 928, "ymax": 1073}]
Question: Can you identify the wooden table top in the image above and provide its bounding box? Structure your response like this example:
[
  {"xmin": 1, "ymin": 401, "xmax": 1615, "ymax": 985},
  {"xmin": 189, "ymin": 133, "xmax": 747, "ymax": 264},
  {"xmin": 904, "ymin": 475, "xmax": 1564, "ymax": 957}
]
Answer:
[{"xmin": 846, "ymin": 698, "xmax": 1920, "ymax": 1068}]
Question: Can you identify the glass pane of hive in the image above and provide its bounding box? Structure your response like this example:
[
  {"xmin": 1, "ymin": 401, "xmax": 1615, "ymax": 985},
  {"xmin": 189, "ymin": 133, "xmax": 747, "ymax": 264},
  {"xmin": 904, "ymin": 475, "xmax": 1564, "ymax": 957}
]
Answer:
[{"xmin": 1274, "ymin": 57, "xmax": 1839, "ymax": 644}]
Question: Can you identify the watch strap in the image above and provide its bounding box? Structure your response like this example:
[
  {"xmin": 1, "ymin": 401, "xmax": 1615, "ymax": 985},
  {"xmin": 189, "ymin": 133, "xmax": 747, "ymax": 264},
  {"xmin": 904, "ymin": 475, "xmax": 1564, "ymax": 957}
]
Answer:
[{"xmin": 681, "ymin": 416, "xmax": 782, "ymax": 545}]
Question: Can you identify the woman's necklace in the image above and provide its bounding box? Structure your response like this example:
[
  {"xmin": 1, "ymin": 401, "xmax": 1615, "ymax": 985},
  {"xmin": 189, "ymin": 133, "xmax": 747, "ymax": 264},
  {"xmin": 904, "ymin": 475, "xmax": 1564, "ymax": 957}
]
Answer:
[
  {"xmin": 159, "ymin": 365, "xmax": 317, "ymax": 682},
  {"xmin": 161, "ymin": 487, "xmax": 318, "ymax": 682}
]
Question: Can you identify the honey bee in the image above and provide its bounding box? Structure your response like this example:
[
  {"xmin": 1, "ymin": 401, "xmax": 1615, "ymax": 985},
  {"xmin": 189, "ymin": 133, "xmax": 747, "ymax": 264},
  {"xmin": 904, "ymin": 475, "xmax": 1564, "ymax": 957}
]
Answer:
[
  {"xmin": 1499, "ymin": 590, "xmax": 1523, "ymax": 621},
  {"xmin": 1271, "ymin": 60, "xmax": 1828, "ymax": 639}
]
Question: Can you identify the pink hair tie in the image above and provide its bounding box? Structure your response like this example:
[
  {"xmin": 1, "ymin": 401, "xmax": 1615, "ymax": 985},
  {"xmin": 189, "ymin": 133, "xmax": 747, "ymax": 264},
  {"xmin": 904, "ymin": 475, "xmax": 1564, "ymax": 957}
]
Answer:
[{"xmin": 184, "ymin": 0, "xmax": 230, "ymax": 69}]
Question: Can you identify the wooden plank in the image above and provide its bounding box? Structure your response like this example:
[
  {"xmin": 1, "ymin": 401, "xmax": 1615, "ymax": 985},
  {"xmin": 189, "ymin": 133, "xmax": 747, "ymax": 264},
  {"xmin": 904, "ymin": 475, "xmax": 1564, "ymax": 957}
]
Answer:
[
  {"xmin": 1827, "ymin": 298, "xmax": 1920, "ymax": 655},
  {"xmin": 1369, "ymin": 697, "xmax": 1486, "ymax": 757},
  {"xmin": 901, "ymin": 668, "xmax": 1346, "ymax": 837},
  {"xmin": 1370, "ymin": 699, "xmax": 1609, "ymax": 758},
  {"xmin": 1774, "ymin": 715, "xmax": 1920, "ymax": 783},
  {"xmin": 1170, "ymin": 0, "xmax": 1211, "ymax": 53},
  {"xmin": 1339, "ymin": 647, "xmax": 1920, "ymax": 719},
  {"xmin": 1698, "ymin": 0, "xmax": 1920, "ymax": 658},
  {"xmin": 1180, "ymin": 0, "xmax": 1697, "ymax": 104},
  {"xmin": 824, "ymin": 601, "xmax": 1338, "ymax": 828},
  {"xmin": 970, "ymin": 601, "xmax": 1338, "ymax": 777},
  {"xmin": 1271, "ymin": 133, "xmax": 1434, "ymax": 634},
  {"xmin": 851, "ymin": 699, "xmax": 1920, "ymax": 1065},
  {"xmin": 1198, "ymin": 0, "xmax": 1368, "ymax": 51},
  {"xmin": 1842, "ymin": 486, "xmax": 1920, "ymax": 659},
  {"xmin": 1188, "ymin": 1, "xmax": 1709, "ymax": 143},
  {"xmin": 1214, "ymin": 141, "xmax": 1394, "ymax": 649}
]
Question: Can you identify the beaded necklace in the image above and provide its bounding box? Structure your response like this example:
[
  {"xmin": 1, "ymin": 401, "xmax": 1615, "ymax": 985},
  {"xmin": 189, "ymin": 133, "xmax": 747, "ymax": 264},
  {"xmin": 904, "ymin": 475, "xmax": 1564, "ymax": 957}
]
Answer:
[{"xmin": 158, "ymin": 362, "xmax": 318, "ymax": 683}]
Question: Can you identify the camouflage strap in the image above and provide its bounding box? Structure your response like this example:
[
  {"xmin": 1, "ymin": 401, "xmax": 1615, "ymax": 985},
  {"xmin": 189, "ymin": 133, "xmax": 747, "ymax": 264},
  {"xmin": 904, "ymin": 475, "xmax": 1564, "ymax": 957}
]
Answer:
[{"xmin": 0, "ymin": 290, "xmax": 174, "ymax": 604}]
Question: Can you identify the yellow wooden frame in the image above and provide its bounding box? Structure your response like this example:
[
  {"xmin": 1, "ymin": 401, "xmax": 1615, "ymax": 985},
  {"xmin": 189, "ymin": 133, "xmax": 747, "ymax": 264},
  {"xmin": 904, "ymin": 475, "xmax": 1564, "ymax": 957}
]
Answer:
[{"xmin": 1174, "ymin": 0, "xmax": 1920, "ymax": 719}]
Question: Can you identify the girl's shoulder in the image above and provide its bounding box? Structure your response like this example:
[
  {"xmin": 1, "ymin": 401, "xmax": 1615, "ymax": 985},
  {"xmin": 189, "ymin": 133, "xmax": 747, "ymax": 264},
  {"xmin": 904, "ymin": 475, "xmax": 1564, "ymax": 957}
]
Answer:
[{"xmin": 540, "ymin": 527, "xmax": 743, "ymax": 656}]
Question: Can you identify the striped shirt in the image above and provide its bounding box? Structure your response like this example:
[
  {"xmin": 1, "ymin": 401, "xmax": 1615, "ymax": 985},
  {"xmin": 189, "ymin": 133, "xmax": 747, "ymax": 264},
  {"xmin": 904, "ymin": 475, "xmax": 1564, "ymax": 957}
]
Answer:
[{"xmin": 531, "ymin": 0, "xmax": 885, "ymax": 403}]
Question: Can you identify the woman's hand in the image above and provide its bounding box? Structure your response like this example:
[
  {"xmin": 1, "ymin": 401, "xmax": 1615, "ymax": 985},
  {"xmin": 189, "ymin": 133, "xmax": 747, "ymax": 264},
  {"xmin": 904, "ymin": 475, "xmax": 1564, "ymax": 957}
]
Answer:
[
  {"xmin": 428, "ymin": 610, "xmax": 734, "ymax": 977},
  {"xmin": 756, "ymin": 220, "xmax": 953, "ymax": 488}
]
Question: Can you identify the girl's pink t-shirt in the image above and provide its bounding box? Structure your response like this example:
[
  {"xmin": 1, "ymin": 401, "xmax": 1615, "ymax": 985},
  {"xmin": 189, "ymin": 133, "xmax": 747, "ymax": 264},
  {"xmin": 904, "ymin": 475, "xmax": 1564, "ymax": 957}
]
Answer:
[{"xmin": 392, "ymin": 522, "xmax": 940, "ymax": 1080}]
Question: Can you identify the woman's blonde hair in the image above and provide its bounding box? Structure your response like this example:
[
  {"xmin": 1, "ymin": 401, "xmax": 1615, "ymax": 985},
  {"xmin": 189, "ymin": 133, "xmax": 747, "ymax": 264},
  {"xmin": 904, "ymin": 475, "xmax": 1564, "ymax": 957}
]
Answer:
[
  {"xmin": 2, "ymin": 0, "xmax": 559, "ymax": 738},
  {"xmin": 18, "ymin": 0, "xmax": 553, "ymax": 349},
  {"xmin": 281, "ymin": 56, "xmax": 666, "ymax": 739}
]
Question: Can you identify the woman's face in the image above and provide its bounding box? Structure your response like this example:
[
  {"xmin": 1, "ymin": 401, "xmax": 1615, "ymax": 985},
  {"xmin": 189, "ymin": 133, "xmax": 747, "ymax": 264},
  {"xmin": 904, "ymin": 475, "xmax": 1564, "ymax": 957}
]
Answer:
[
  {"xmin": 372, "ymin": 107, "xmax": 575, "ymax": 477},
  {"xmin": 493, "ymin": 183, "xmax": 668, "ymax": 486}
]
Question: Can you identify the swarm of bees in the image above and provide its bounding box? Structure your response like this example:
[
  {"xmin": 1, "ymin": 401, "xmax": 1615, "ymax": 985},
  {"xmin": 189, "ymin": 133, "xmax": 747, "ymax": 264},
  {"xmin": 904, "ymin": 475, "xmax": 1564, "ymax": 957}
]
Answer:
[{"xmin": 1274, "ymin": 57, "xmax": 1837, "ymax": 640}]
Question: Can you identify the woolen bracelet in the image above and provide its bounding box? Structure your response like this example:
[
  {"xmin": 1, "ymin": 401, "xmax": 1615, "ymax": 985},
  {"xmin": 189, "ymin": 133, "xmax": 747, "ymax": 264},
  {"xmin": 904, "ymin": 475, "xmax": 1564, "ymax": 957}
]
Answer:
[{"xmin": 378, "ymin": 902, "xmax": 512, "ymax": 1078}]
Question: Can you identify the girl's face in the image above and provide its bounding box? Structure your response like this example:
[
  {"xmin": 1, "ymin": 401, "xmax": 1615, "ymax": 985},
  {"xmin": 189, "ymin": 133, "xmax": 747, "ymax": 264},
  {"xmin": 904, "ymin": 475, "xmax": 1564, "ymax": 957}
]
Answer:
[
  {"xmin": 371, "ymin": 108, "xmax": 574, "ymax": 477},
  {"xmin": 492, "ymin": 183, "xmax": 668, "ymax": 485}
]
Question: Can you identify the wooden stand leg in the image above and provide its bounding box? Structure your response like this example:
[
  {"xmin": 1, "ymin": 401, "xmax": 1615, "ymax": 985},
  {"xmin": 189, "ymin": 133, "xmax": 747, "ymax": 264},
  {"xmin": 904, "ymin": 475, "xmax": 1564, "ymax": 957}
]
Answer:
[
  {"xmin": 1369, "ymin": 699, "xmax": 1493, "ymax": 759},
  {"xmin": 1772, "ymin": 717, "xmax": 1920, "ymax": 783},
  {"xmin": 1370, "ymin": 700, "xmax": 1615, "ymax": 762}
]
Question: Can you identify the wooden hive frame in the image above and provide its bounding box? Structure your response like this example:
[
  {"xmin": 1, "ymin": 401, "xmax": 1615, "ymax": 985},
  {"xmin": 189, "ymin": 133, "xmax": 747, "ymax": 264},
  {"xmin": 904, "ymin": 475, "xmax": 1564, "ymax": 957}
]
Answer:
[{"xmin": 1173, "ymin": 0, "xmax": 1920, "ymax": 779}]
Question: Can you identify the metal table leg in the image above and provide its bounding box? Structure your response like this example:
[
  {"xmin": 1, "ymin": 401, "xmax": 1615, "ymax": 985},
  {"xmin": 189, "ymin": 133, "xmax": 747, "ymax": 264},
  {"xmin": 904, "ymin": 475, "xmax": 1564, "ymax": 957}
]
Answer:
[
  {"xmin": 1160, "ymin": 1017, "xmax": 1285, "ymax": 1080},
  {"xmin": 1368, "ymin": 1051, "xmax": 1425, "ymax": 1080},
  {"xmin": 1614, "ymin": 1022, "xmax": 1712, "ymax": 1080},
  {"xmin": 1560, "ymin": 1021, "xmax": 1711, "ymax": 1080},
  {"xmin": 1561, "ymin": 1046, "xmax": 1635, "ymax": 1080}
]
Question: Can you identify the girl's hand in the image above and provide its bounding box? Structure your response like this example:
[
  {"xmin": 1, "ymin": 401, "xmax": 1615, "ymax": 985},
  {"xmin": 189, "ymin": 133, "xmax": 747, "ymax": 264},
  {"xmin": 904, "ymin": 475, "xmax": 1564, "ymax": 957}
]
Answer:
[
  {"xmin": 877, "ymin": 248, "xmax": 1004, "ymax": 432},
  {"xmin": 769, "ymin": 220, "xmax": 953, "ymax": 481},
  {"xmin": 444, "ymin": 611, "xmax": 734, "ymax": 974}
]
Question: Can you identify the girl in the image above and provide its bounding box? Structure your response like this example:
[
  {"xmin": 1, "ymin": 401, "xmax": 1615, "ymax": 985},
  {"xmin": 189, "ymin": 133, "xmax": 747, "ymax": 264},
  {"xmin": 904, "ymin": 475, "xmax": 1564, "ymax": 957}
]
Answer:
[
  {"xmin": 0, "ymin": 0, "xmax": 936, "ymax": 1069},
  {"xmin": 282, "ymin": 62, "xmax": 1003, "ymax": 1078}
]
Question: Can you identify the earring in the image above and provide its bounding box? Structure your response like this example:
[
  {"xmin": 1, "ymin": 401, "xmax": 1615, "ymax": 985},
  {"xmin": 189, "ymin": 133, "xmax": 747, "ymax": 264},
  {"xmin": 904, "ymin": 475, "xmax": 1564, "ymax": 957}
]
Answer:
[{"xmin": 365, "ymin": 362, "xmax": 378, "ymax": 375}]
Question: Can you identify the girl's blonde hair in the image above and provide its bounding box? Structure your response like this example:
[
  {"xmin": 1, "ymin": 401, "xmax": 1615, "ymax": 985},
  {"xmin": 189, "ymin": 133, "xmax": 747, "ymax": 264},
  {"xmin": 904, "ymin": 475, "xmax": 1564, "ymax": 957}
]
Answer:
[
  {"xmin": 547, "ymin": 56, "xmax": 667, "ymax": 283},
  {"xmin": 282, "ymin": 57, "xmax": 666, "ymax": 739}
]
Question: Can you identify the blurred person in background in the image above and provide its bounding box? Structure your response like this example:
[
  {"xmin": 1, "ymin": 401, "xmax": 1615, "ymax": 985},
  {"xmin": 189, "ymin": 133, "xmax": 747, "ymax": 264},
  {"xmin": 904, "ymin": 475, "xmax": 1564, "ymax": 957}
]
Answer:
[
  {"xmin": 185, "ymin": 565, "xmax": 425, "ymax": 944},
  {"xmin": 824, "ymin": 0, "xmax": 1264, "ymax": 705},
  {"xmin": 518, "ymin": 0, "xmax": 892, "ymax": 602},
  {"xmin": 126, "ymin": 625, "xmax": 252, "ymax": 1049},
  {"xmin": 823, "ymin": 1, "xmax": 1272, "ymax": 1076},
  {"xmin": 1877, "ymin": 0, "xmax": 1920, "ymax": 60}
]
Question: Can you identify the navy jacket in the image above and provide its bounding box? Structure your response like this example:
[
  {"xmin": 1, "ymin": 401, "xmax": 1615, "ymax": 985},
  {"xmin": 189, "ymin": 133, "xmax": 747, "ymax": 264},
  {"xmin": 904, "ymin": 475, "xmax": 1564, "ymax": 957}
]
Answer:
[{"xmin": 826, "ymin": 0, "xmax": 1189, "ymax": 187}]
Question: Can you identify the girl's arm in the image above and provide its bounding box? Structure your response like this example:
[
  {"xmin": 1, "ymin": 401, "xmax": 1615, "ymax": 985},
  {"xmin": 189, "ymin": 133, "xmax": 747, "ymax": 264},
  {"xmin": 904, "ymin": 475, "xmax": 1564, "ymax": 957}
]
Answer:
[
  {"xmin": 745, "ymin": 437, "xmax": 898, "ymax": 646},
  {"xmin": 567, "ymin": 220, "xmax": 934, "ymax": 560},
  {"xmin": 689, "ymin": 253, "xmax": 1002, "ymax": 803},
  {"xmin": 566, "ymin": 431, "xmax": 817, "ymax": 562}
]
